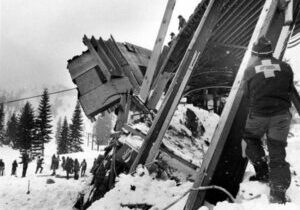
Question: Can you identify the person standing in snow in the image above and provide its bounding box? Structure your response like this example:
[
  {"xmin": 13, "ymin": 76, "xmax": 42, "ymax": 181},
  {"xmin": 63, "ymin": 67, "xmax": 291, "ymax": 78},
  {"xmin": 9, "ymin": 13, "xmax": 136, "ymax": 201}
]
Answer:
[
  {"xmin": 65, "ymin": 157, "xmax": 73, "ymax": 179},
  {"xmin": 35, "ymin": 156, "xmax": 44, "ymax": 174},
  {"xmin": 74, "ymin": 158, "xmax": 80, "ymax": 180},
  {"xmin": 11, "ymin": 160, "xmax": 18, "ymax": 176},
  {"xmin": 243, "ymin": 36, "xmax": 293, "ymax": 204},
  {"xmin": 80, "ymin": 159, "xmax": 87, "ymax": 177},
  {"xmin": 50, "ymin": 154, "xmax": 59, "ymax": 175},
  {"xmin": 19, "ymin": 152, "xmax": 29, "ymax": 177},
  {"xmin": 0, "ymin": 159, "xmax": 5, "ymax": 176},
  {"xmin": 61, "ymin": 156, "xmax": 66, "ymax": 170}
]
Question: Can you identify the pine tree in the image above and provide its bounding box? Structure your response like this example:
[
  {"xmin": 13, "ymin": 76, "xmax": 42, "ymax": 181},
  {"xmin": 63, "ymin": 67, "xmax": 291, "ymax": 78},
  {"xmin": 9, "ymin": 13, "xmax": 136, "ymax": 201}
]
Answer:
[
  {"xmin": 55, "ymin": 117, "xmax": 62, "ymax": 144},
  {"xmin": 5, "ymin": 113, "xmax": 19, "ymax": 148},
  {"xmin": 69, "ymin": 102, "xmax": 84, "ymax": 152},
  {"xmin": 57, "ymin": 117, "xmax": 69, "ymax": 154},
  {"xmin": 0, "ymin": 104, "xmax": 5, "ymax": 145},
  {"xmin": 35, "ymin": 89, "xmax": 52, "ymax": 156},
  {"xmin": 17, "ymin": 102, "xmax": 35, "ymax": 152}
]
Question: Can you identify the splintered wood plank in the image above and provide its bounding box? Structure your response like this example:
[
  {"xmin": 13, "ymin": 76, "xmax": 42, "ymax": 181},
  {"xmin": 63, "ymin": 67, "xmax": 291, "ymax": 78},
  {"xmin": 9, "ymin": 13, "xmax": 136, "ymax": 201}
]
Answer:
[
  {"xmin": 185, "ymin": 0, "xmax": 279, "ymax": 209},
  {"xmin": 139, "ymin": 0, "xmax": 176, "ymax": 102},
  {"xmin": 146, "ymin": 72, "xmax": 174, "ymax": 109},
  {"xmin": 130, "ymin": 0, "xmax": 224, "ymax": 173}
]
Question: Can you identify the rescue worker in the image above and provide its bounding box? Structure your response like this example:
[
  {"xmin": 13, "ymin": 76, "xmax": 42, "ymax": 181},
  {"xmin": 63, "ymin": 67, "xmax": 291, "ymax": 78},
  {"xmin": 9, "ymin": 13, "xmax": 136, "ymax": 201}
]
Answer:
[
  {"xmin": 19, "ymin": 152, "xmax": 29, "ymax": 177},
  {"xmin": 35, "ymin": 156, "xmax": 44, "ymax": 174},
  {"xmin": 243, "ymin": 36, "xmax": 293, "ymax": 204},
  {"xmin": 80, "ymin": 159, "xmax": 87, "ymax": 177},
  {"xmin": 74, "ymin": 158, "xmax": 80, "ymax": 180},
  {"xmin": 0, "ymin": 159, "xmax": 5, "ymax": 176},
  {"xmin": 65, "ymin": 157, "xmax": 73, "ymax": 179},
  {"xmin": 61, "ymin": 156, "xmax": 66, "ymax": 170},
  {"xmin": 168, "ymin": 32, "xmax": 176, "ymax": 47},
  {"xmin": 11, "ymin": 160, "xmax": 18, "ymax": 176},
  {"xmin": 50, "ymin": 154, "xmax": 59, "ymax": 175},
  {"xmin": 178, "ymin": 15, "xmax": 186, "ymax": 31}
]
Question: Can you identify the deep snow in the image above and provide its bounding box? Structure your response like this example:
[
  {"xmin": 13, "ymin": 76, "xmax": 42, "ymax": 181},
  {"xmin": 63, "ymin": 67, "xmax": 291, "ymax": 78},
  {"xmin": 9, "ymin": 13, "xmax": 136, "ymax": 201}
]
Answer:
[{"xmin": 1, "ymin": 108, "xmax": 300, "ymax": 210}]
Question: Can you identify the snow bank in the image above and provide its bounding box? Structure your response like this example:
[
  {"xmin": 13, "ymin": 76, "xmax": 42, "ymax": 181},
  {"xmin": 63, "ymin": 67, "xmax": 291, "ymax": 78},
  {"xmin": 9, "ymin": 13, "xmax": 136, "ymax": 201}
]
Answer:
[{"xmin": 88, "ymin": 166, "xmax": 192, "ymax": 210}]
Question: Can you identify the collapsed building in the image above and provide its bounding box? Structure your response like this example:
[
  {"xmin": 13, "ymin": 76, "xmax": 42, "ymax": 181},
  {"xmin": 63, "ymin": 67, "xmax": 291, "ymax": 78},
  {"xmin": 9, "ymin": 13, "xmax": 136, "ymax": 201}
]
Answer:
[{"xmin": 67, "ymin": 0, "xmax": 300, "ymax": 209}]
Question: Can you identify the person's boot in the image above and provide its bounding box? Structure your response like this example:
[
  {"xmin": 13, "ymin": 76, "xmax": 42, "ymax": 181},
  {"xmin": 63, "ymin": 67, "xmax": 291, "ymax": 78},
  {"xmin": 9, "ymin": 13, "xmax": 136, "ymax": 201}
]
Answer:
[
  {"xmin": 269, "ymin": 189, "xmax": 287, "ymax": 204},
  {"xmin": 249, "ymin": 160, "xmax": 269, "ymax": 183}
]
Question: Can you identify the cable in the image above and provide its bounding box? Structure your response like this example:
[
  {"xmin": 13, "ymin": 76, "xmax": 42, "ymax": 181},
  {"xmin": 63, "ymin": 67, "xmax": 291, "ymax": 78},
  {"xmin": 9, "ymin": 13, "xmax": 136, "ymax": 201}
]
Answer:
[
  {"xmin": 161, "ymin": 185, "xmax": 235, "ymax": 210},
  {"xmin": 0, "ymin": 87, "xmax": 77, "ymax": 105}
]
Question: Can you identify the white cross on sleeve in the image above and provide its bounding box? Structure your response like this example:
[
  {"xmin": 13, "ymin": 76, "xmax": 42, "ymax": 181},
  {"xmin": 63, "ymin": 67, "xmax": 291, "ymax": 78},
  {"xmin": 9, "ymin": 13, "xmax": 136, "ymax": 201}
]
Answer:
[{"xmin": 254, "ymin": 59, "xmax": 281, "ymax": 78}]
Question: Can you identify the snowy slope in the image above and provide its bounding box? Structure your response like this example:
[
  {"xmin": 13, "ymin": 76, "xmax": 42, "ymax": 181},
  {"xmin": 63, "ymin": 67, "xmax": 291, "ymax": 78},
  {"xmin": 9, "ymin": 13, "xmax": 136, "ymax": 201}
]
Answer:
[{"xmin": 0, "ymin": 146, "xmax": 100, "ymax": 210}]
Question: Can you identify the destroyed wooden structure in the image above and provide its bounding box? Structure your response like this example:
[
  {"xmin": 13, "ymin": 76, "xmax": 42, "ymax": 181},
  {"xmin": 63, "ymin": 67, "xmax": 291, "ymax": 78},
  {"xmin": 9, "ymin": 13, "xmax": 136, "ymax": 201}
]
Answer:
[{"xmin": 67, "ymin": 0, "xmax": 300, "ymax": 209}]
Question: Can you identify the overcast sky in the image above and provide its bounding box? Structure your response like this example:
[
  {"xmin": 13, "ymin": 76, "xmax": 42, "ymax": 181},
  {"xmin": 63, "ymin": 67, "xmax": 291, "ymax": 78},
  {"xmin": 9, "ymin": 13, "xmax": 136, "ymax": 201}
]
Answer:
[
  {"xmin": 0, "ymin": 0, "xmax": 199, "ymax": 92},
  {"xmin": 0, "ymin": 0, "xmax": 299, "ymax": 93}
]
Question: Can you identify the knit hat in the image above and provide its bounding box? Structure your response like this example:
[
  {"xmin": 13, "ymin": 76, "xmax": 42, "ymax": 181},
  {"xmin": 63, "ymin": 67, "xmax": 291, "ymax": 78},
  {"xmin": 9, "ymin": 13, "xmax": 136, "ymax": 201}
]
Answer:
[{"xmin": 252, "ymin": 36, "xmax": 273, "ymax": 56}]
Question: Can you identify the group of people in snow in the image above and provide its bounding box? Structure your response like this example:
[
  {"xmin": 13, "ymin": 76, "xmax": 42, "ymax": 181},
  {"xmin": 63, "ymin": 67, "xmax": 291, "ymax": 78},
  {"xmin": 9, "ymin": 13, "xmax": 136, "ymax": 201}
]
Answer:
[
  {"xmin": 60, "ymin": 156, "xmax": 87, "ymax": 180},
  {"xmin": 0, "ymin": 153, "xmax": 87, "ymax": 180}
]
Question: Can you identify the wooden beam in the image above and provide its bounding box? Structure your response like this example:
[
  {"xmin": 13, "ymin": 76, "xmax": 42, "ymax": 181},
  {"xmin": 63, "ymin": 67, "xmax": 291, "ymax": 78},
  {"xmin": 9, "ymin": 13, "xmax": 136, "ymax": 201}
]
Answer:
[
  {"xmin": 123, "ymin": 124, "xmax": 147, "ymax": 138},
  {"xmin": 130, "ymin": 0, "xmax": 225, "ymax": 173},
  {"xmin": 147, "ymin": 72, "xmax": 174, "ymax": 109},
  {"xmin": 83, "ymin": 35, "xmax": 111, "ymax": 80},
  {"xmin": 139, "ymin": 0, "xmax": 176, "ymax": 102},
  {"xmin": 185, "ymin": 0, "xmax": 279, "ymax": 209},
  {"xmin": 274, "ymin": 0, "xmax": 300, "ymax": 117}
]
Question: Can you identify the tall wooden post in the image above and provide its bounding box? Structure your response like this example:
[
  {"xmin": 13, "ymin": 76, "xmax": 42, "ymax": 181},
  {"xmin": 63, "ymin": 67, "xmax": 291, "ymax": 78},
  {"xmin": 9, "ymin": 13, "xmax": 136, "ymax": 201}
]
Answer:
[
  {"xmin": 139, "ymin": 0, "xmax": 176, "ymax": 102},
  {"xmin": 185, "ymin": 0, "xmax": 280, "ymax": 209},
  {"xmin": 130, "ymin": 0, "xmax": 225, "ymax": 173}
]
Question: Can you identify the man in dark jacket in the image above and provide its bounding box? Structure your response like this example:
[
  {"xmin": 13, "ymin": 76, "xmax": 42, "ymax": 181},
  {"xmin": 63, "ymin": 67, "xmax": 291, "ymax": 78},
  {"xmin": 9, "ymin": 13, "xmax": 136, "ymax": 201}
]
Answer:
[
  {"xmin": 0, "ymin": 159, "xmax": 5, "ymax": 176},
  {"xmin": 35, "ymin": 156, "xmax": 44, "ymax": 174},
  {"xmin": 74, "ymin": 159, "xmax": 80, "ymax": 180},
  {"xmin": 80, "ymin": 159, "xmax": 87, "ymax": 177},
  {"xmin": 243, "ymin": 37, "xmax": 293, "ymax": 204},
  {"xmin": 50, "ymin": 154, "xmax": 59, "ymax": 175},
  {"xmin": 20, "ymin": 153, "xmax": 29, "ymax": 177},
  {"xmin": 178, "ymin": 15, "xmax": 186, "ymax": 31},
  {"xmin": 11, "ymin": 160, "xmax": 18, "ymax": 176}
]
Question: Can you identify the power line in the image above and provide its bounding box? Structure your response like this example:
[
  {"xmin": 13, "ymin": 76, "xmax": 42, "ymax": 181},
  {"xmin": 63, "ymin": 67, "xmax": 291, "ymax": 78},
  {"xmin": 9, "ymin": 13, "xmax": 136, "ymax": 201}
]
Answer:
[{"xmin": 0, "ymin": 87, "xmax": 77, "ymax": 105}]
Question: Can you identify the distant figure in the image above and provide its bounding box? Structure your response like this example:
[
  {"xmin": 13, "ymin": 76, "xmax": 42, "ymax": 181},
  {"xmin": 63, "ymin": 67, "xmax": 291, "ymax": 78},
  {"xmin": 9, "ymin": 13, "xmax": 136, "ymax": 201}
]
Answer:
[
  {"xmin": 168, "ymin": 32, "xmax": 176, "ymax": 47},
  {"xmin": 0, "ymin": 159, "xmax": 5, "ymax": 176},
  {"xmin": 57, "ymin": 155, "xmax": 61, "ymax": 169},
  {"xmin": 11, "ymin": 160, "xmax": 18, "ymax": 176},
  {"xmin": 19, "ymin": 153, "xmax": 29, "ymax": 177},
  {"xmin": 61, "ymin": 156, "xmax": 66, "ymax": 170},
  {"xmin": 50, "ymin": 154, "xmax": 59, "ymax": 176},
  {"xmin": 80, "ymin": 159, "xmax": 87, "ymax": 177},
  {"xmin": 74, "ymin": 159, "xmax": 80, "ymax": 180},
  {"xmin": 35, "ymin": 156, "xmax": 44, "ymax": 174},
  {"xmin": 65, "ymin": 157, "xmax": 73, "ymax": 179},
  {"xmin": 178, "ymin": 15, "xmax": 186, "ymax": 31}
]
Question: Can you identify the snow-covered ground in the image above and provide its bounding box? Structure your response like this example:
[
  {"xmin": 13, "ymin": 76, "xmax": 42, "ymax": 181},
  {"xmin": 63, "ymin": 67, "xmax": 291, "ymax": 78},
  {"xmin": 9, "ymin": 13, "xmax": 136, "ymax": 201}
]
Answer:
[
  {"xmin": 87, "ymin": 122, "xmax": 300, "ymax": 210},
  {"xmin": 0, "ymin": 144, "xmax": 102, "ymax": 210},
  {"xmin": 1, "ymin": 107, "xmax": 300, "ymax": 210}
]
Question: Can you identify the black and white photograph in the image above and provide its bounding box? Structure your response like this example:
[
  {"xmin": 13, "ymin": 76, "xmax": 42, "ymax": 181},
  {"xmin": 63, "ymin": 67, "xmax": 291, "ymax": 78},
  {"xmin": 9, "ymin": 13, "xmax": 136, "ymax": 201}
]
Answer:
[{"xmin": 1, "ymin": 0, "xmax": 300, "ymax": 209}]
